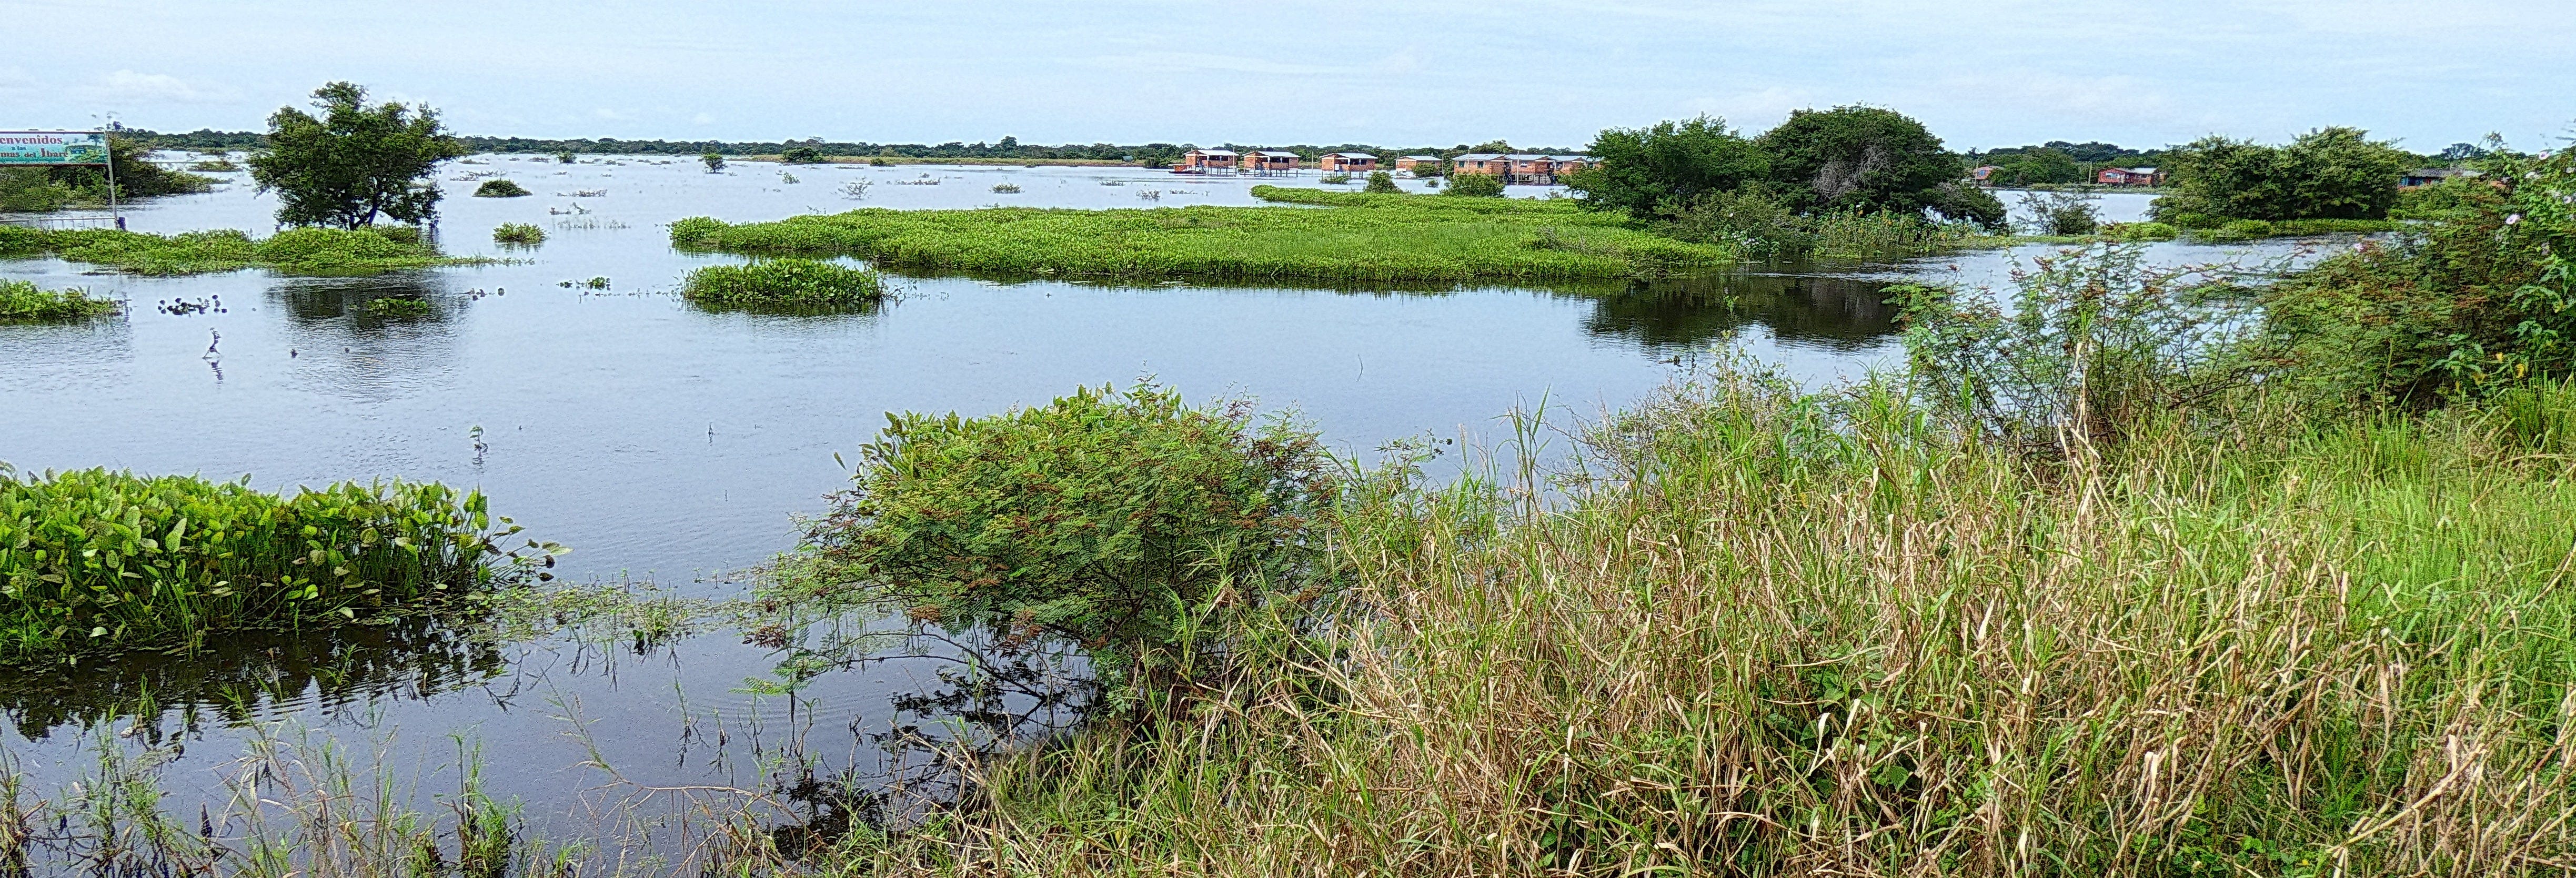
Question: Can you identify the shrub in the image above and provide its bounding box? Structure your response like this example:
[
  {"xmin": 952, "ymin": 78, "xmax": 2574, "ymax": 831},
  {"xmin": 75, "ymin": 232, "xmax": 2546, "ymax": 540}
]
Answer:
[
  {"xmin": 1319, "ymin": 173, "xmax": 1352, "ymax": 185},
  {"xmin": 2017, "ymin": 189, "xmax": 2100, "ymax": 236},
  {"xmin": 2206, "ymin": 218, "xmax": 2277, "ymax": 241},
  {"xmin": 0, "ymin": 468, "xmax": 557, "ymax": 661},
  {"xmin": 792, "ymin": 383, "xmax": 1337, "ymax": 696},
  {"xmin": 1362, "ymin": 170, "xmax": 1401, "ymax": 194},
  {"xmin": 0, "ymin": 280, "xmax": 120, "ymax": 322},
  {"xmin": 491, "ymin": 222, "xmax": 545, "ymax": 245},
  {"xmin": 2152, "ymin": 127, "xmax": 2412, "ymax": 221},
  {"xmin": 1443, "ymin": 173, "xmax": 1506, "ymax": 197},
  {"xmin": 679, "ymin": 258, "xmax": 883, "ymax": 309},
  {"xmin": 701, "ymin": 152, "xmax": 725, "ymax": 173},
  {"xmin": 781, "ymin": 146, "xmax": 823, "ymax": 164},
  {"xmin": 472, "ymin": 179, "xmax": 531, "ymax": 198},
  {"xmin": 1656, "ymin": 187, "xmax": 1815, "ymax": 259},
  {"xmin": 669, "ymin": 216, "xmax": 726, "ymax": 249},
  {"xmin": 2099, "ymin": 221, "xmax": 2179, "ymax": 241},
  {"xmin": 556, "ymin": 152, "xmax": 576, "ymax": 164}
]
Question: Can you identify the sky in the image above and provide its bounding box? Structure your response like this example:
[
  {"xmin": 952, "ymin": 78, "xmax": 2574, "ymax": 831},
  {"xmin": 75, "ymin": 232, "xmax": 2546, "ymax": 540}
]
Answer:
[{"xmin": 5, "ymin": 0, "xmax": 2570, "ymax": 153}]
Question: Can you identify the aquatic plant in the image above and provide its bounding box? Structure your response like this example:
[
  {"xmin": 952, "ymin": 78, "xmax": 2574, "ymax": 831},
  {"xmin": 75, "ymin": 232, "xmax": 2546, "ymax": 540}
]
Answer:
[
  {"xmin": 490, "ymin": 222, "xmax": 545, "ymax": 245},
  {"xmin": 0, "ymin": 468, "xmax": 560, "ymax": 661},
  {"xmin": 670, "ymin": 191, "xmax": 1733, "ymax": 285},
  {"xmin": 0, "ymin": 225, "xmax": 482, "ymax": 276},
  {"xmin": 0, "ymin": 280, "xmax": 120, "ymax": 322},
  {"xmin": 556, "ymin": 152, "xmax": 576, "ymax": 164},
  {"xmin": 679, "ymin": 258, "xmax": 882, "ymax": 309},
  {"xmin": 788, "ymin": 382, "xmax": 1336, "ymax": 699},
  {"xmin": 471, "ymin": 179, "xmax": 531, "ymax": 198},
  {"xmin": 1319, "ymin": 173, "xmax": 1352, "ymax": 185},
  {"xmin": 991, "ymin": 183, "xmax": 1022, "ymax": 194},
  {"xmin": 363, "ymin": 296, "xmax": 432, "ymax": 318},
  {"xmin": 701, "ymin": 151, "xmax": 725, "ymax": 173},
  {"xmin": 840, "ymin": 179, "xmax": 871, "ymax": 199}
]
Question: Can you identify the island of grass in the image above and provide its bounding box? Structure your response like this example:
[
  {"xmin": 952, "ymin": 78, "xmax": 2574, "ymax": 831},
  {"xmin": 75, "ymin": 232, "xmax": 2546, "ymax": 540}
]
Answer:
[
  {"xmin": 0, "ymin": 280, "xmax": 121, "ymax": 322},
  {"xmin": 670, "ymin": 186, "xmax": 1735, "ymax": 285},
  {"xmin": 0, "ymin": 468, "xmax": 559, "ymax": 662},
  {"xmin": 680, "ymin": 257, "xmax": 884, "ymax": 310},
  {"xmin": 0, "ymin": 225, "xmax": 492, "ymax": 276},
  {"xmin": 474, "ymin": 178, "xmax": 532, "ymax": 198}
]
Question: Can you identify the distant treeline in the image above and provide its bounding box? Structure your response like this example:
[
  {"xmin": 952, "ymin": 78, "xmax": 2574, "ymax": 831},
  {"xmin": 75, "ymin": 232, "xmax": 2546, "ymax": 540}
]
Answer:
[{"xmin": 122, "ymin": 129, "xmax": 1578, "ymax": 167}]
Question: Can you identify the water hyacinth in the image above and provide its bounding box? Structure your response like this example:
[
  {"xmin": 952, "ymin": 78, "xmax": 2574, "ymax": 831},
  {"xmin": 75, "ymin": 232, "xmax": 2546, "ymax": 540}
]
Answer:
[
  {"xmin": 678, "ymin": 257, "xmax": 884, "ymax": 310},
  {"xmin": 0, "ymin": 279, "xmax": 121, "ymax": 322},
  {"xmin": 0, "ymin": 468, "xmax": 562, "ymax": 661}
]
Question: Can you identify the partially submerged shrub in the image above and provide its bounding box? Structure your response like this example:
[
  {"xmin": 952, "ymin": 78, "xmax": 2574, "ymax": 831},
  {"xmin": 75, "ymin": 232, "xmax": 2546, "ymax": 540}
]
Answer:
[
  {"xmin": 991, "ymin": 183, "xmax": 1022, "ymax": 194},
  {"xmin": 1362, "ymin": 170, "xmax": 1401, "ymax": 194},
  {"xmin": 1319, "ymin": 173, "xmax": 1352, "ymax": 185},
  {"xmin": 472, "ymin": 179, "xmax": 532, "ymax": 198},
  {"xmin": 0, "ymin": 279, "xmax": 121, "ymax": 322},
  {"xmin": 1443, "ymin": 173, "xmax": 1506, "ymax": 197},
  {"xmin": 2018, "ymin": 189, "xmax": 2101, "ymax": 236},
  {"xmin": 2099, "ymin": 220, "xmax": 2180, "ymax": 241},
  {"xmin": 491, "ymin": 222, "xmax": 545, "ymax": 245},
  {"xmin": 794, "ymin": 383, "xmax": 1337, "ymax": 698},
  {"xmin": 0, "ymin": 468, "xmax": 559, "ymax": 661},
  {"xmin": 679, "ymin": 258, "xmax": 882, "ymax": 309}
]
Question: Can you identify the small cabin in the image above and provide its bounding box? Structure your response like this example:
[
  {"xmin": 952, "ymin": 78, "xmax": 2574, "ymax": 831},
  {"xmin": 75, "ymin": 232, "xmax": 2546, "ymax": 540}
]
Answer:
[
  {"xmin": 1178, "ymin": 149, "xmax": 1239, "ymax": 174},
  {"xmin": 1505, "ymin": 154, "xmax": 1554, "ymax": 184},
  {"xmin": 2400, "ymin": 167, "xmax": 2477, "ymax": 188},
  {"xmin": 1394, "ymin": 155, "xmax": 1441, "ymax": 173},
  {"xmin": 1547, "ymin": 155, "xmax": 1595, "ymax": 180},
  {"xmin": 1244, "ymin": 150, "xmax": 1302, "ymax": 176},
  {"xmin": 1319, "ymin": 153, "xmax": 1379, "ymax": 174},
  {"xmin": 1451, "ymin": 154, "xmax": 1508, "ymax": 177},
  {"xmin": 2096, "ymin": 166, "xmax": 2164, "ymax": 187}
]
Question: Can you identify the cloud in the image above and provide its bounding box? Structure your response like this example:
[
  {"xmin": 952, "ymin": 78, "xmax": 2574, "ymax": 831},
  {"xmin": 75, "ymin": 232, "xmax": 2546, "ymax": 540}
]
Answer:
[{"xmin": 75, "ymin": 70, "xmax": 239, "ymax": 105}]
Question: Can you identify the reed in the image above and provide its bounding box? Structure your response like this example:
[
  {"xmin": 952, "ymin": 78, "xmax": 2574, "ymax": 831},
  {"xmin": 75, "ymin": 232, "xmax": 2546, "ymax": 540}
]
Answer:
[
  {"xmin": 0, "ymin": 468, "xmax": 559, "ymax": 662},
  {"xmin": 0, "ymin": 279, "xmax": 120, "ymax": 322},
  {"xmin": 670, "ymin": 189, "xmax": 1732, "ymax": 285}
]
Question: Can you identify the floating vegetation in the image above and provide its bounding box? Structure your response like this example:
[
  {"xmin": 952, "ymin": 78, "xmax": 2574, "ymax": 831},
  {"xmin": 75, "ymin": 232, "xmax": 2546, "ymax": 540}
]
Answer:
[
  {"xmin": 0, "ymin": 279, "xmax": 121, "ymax": 322},
  {"xmin": 679, "ymin": 258, "xmax": 883, "ymax": 310},
  {"xmin": 840, "ymin": 179, "xmax": 872, "ymax": 199},
  {"xmin": 363, "ymin": 296, "xmax": 432, "ymax": 318},
  {"xmin": 0, "ymin": 468, "xmax": 560, "ymax": 662},
  {"xmin": 894, "ymin": 174, "xmax": 941, "ymax": 186},
  {"xmin": 551, "ymin": 216, "xmax": 628, "ymax": 231},
  {"xmin": 491, "ymin": 222, "xmax": 546, "ymax": 245},
  {"xmin": 471, "ymin": 178, "xmax": 532, "ymax": 197},
  {"xmin": 991, "ymin": 183, "xmax": 1022, "ymax": 194},
  {"xmin": 155, "ymin": 295, "xmax": 223, "ymax": 316},
  {"xmin": 669, "ymin": 190, "xmax": 1734, "ymax": 284},
  {"xmin": 1320, "ymin": 173, "xmax": 1353, "ymax": 185},
  {"xmin": 558, "ymin": 188, "xmax": 608, "ymax": 197},
  {"xmin": 0, "ymin": 225, "xmax": 487, "ymax": 276},
  {"xmin": 187, "ymin": 157, "xmax": 240, "ymax": 172},
  {"xmin": 558, "ymin": 277, "xmax": 611, "ymax": 290},
  {"xmin": 1135, "ymin": 189, "xmax": 1162, "ymax": 201}
]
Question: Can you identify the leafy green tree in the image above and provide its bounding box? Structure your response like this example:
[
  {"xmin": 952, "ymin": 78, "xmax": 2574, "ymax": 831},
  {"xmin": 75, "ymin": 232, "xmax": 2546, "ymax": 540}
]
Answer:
[
  {"xmin": 701, "ymin": 152, "xmax": 725, "ymax": 173},
  {"xmin": 1564, "ymin": 115, "xmax": 1769, "ymax": 219},
  {"xmin": 247, "ymin": 82, "xmax": 464, "ymax": 229},
  {"xmin": 1443, "ymin": 171, "xmax": 1506, "ymax": 197},
  {"xmin": 1989, "ymin": 148, "xmax": 2083, "ymax": 186},
  {"xmin": 2154, "ymin": 128, "xmax": 2412, "ymax": 222},
  {"xmin": 780, "ymin": 146, "xmax": 823, "ymax": 164},
  {"xmin": 556, "ymin": 151, "xmax": 576, "ymax": 164},
  {"xmin": 1362, "ymin": 170, "xmax": 1402, "ymax": 194},
  {"xmin": 1756, "ymin": 106, "xmax": 1986, "ymax": 223}
]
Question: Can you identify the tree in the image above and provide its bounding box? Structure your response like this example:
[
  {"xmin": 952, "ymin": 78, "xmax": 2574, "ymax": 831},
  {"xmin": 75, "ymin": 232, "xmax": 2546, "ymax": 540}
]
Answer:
[
  {"xmin": 1988, "ymin": 148, "xmax": 2083, "ymax": 186},
  {"xmin": 701, "ymin": 152, "xmax": 725, "ymax": 173},
  {"xmin": 1443, "ymin": 171, "xmax": 1505, "ymax": 197},
  {"xmin": 2154, "ymin": 127, "xmax": 2412, "ymax": 221},
  {"xmin": 247, "ymin": 82, "xmax": 464, "ymax": 229},
  {"xmin": 1564, "ymin": 115, "xmax": 1769, "ymax": 219},
  {"xmin": 1756, "ymin": 106, "xmax": 1981, "ymax": 221},
  {"xmin": 780, "ymin": 146, "xmax": 823, "ymax": 164},
  {"xmin": 1363, "ymin": 170, "xmax": 1402, "ymax": 194}
]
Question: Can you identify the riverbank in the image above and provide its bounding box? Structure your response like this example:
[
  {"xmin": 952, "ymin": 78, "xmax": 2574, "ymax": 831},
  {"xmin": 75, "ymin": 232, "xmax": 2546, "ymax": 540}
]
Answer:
[{"xmin": 672, "ymin": 195, "xmax": 1736, "ymax": 285}]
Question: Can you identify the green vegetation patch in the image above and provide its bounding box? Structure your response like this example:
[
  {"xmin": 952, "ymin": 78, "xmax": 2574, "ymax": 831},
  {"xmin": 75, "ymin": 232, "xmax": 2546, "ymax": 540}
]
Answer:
[
  {"xmin": 0, "ymin": 279, "xmax": 121, "ymax": 322},
  {"xmin": 491, "ymin": 222, "xmax": 545, "ymax": 245},
  {"xmin": 0, "ymin": 225, "xmax": 485, "ymax": 276},
  {"xmin": 0, "ymin": 468, "xmax": 559, "ymax": 662},
  {"xmin": 674, "ymin": 189, "xmax": 1732, "ymax": 285},
  {"xmin": 472, "ymin": 179, "xmax": 532, "ymax": 198},
  {"xmin": 679, "ymin": 258, "xmax": 884, "ymax": 309}
]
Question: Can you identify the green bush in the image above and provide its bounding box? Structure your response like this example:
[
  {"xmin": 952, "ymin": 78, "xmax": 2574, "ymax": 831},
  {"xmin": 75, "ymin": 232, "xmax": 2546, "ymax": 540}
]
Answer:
[
  {"xmin": 792, "ymin": 383, "xmax": 1338, "ymax": 694},
  {"xmin": 0, "ymin": 280, "xmax": 120, "ymax": 322},
  {"xmin": 472, "ymin": 179, "xmax": 532, "ymax": 198},
  {"xmin": 2099, "ymin": 221, "xmax": 2180, "ymax": 241},
  {"xmin": 1443, "ymin": 173, "xmax": 1506, "ymax": 197},
  {"xmin": 2206, "ymin": 219, "xmax": 2277, "ymax": 241},
  {"xmin": 1362, "ymin": 170, "xmax": 1401, "ymax": 194},
  {"xmin": 0, "ymin": 468, "xmax": 556, "ymax": 661},
  {"xmin": 781, "ymin": 146, "xmax": 823, "ymax": 164},
  {"xmin": 679, "ymin": 258, "xmax": 883, "ymax": 309},
  {"xmin": 492, "ymin": 222, "xmax": 546, "ymax": 245}
]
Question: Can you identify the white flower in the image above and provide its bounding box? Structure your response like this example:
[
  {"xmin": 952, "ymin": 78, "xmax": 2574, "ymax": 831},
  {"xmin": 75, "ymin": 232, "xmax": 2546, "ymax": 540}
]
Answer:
[{"xmin": 2507, "ymin": 214, "xmax": 2523, "ymax": 225}]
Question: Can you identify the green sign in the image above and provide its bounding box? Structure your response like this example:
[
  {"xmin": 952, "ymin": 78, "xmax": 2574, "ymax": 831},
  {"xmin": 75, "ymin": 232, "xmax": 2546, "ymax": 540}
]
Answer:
[{"xmin": 0, "ymin": 132, "xmax": 109, "ymax": 166}]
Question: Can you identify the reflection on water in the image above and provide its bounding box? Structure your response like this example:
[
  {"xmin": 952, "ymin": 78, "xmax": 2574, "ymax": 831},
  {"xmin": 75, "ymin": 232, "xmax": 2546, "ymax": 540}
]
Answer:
[{"xmin": 1581, "ymin": 270, "xmax": 1898, "ymax": 351}]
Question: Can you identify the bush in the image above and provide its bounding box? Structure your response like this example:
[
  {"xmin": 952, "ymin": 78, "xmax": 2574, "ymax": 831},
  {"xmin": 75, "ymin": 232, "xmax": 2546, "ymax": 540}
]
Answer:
[
  {"xmin": 472, "ymin": 179, "xmax": 531, "ymax": 198},
  {"xmin": 781, "ymin": 146, "xmax": 823, "ymax": 164},
  {"xmin": 0, "ymin": 279, "xmax": 120, "ymax": 322},
  {"xmin": 1362, "ymin": 170, "xmax": 1401, "ymax": 194},
  {"xmin": 792, "ymin": 383, "xmax": 1337, "ymax": 695},
  {"xmin": 2018, "ymin": 189, "xmax": 2100, "ymax": 236},
  {"xmin": 2206, "ymin": 218, "xmax": 2277, "ymax": 241},
  {"xmin": 701, "ymin": 152, "xmax": 725, "ymax": 173},
  {"xmin": 2099, "ymin": 221, "xmax": 2180, "ymax": 241},
  {"xmin": 491, "ymin": 222, "xmax": 545, "ymax": 245},
  {"xmin": 669, "ymin": 216, "xmax": 727, "ymax": 249},
  {"xmin": 1443, "ymin": 173, "xmax": 1505, "ymax": 197},
  {"xmin": 0, "ymin": 468, "xmax": 556, "ymax": 661},
  {"xmin": 1657, "ymin": 187, "xmax": 1814, "ymax": 259},
  {"xmin": 2152, "ymin": 127, "xmax": 2412, "ymax": 222},
  {"xmin": 679, "ymin": 258, "xmax": 883, "ymax": 309}
]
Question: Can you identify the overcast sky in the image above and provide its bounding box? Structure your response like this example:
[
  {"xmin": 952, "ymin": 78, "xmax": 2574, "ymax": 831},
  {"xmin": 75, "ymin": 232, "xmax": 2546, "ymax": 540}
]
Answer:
[{"xmin": 6, "ymin": 0, "xmax": 2569, "ymax": 153}]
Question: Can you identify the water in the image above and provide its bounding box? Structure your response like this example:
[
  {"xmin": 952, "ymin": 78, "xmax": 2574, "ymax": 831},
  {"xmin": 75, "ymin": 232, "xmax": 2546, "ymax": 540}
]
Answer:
[{"xmin": 0, "ymin": 157, "xmax": 2320, "ymax": 860}]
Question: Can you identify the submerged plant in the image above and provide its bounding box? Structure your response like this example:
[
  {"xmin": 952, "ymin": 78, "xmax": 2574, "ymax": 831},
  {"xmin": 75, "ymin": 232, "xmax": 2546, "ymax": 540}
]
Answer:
[
  {"xmin": 0, "ymin": 280, "xmax": 120, "ymax": 322},
  {"xmin": 471, "ymin": 179, "xmax": 531, "ymax": 198},
  {"xmin": 679, "ymin": 258, "xmax": 882, "ymax": 309}
]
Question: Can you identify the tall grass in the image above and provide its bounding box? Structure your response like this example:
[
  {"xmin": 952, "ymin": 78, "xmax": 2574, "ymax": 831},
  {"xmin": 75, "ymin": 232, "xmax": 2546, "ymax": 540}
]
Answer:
[
  {"xmin": 0, "ymin": 468, "xmax": 559, "ymax": 661},
  {"xmin": 0, "ymin": 225, "xmax": 486, "ymax": 276},
  {"xmin": 0, "ymin": 279, "xmax": 120, "ymax": 322},
  {"xmin": 839, "ymin": 369, "xmax": 2576, "ymax": 875},
  {"xmin": 671, "ymin": 189, "xmax": 1733, "ymax": 285}
]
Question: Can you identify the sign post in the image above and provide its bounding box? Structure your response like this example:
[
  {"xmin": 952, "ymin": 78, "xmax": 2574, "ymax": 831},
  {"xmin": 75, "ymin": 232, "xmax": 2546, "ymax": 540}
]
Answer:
[{"xmin": 1, "ymin": 131, "xmax": 122, "ymax": 228}]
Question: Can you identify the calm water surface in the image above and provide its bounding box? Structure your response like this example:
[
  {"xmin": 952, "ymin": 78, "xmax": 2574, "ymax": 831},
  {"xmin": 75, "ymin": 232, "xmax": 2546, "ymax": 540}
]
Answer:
[{"xmin": 0, "ymin": 158, "xmax": 2314, "ymax": 852}]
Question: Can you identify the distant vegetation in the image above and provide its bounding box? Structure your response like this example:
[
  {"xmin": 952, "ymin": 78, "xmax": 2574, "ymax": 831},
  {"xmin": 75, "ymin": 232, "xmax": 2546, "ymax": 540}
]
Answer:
[
  {"xmin": 491, "ymin": 222, "xmax": 545, "ymax": 245},
  {"xmin": 187, "ymin": 155, "xmax": 240, "ymax": 172},
  {"xmin": 679, "ymin": 257, "xmax": 884, "ymax": 309},
  {"xmin": 1442, "ymin": 172, "xmax": 1505, "ymax": 197},
  {"xmin": 0, "ymin": 279, "xmax": 120, "ymax": 322},
  {"xmin": 701, "ymin": 151, "xmax": 724, "ymax": 172},
  {"xmin": 2151, "ymin": 127, "xmax": 2415, "ymax": 225},
  {"xmin": 0, "ymin": 469, "xmax": 555, "ymax": 662},
  {"xmin": 672, "ymin": 191, "xmax": 1734, "ymax": 285},
  {"xmin": 0, "ymin": 135, "xmax": 214, "ymax": 213},
  {"xmin": 0, "ymin": 225, "xmax": 481, "ymax": 276},
  {"xmin": 1363, "ymin": 170, "xmax": 1401, "ymax": 194},
  {"xmin": 472, "ymin": 178, "xmax": 531, "ymax": 197},
  {"xmin": 248, "ymin": 82, "xmax": 466, "ymax": 229},
  {"xmin": 1969, "ymin": 140, "xmax": 2166, "ymax": 186}
]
